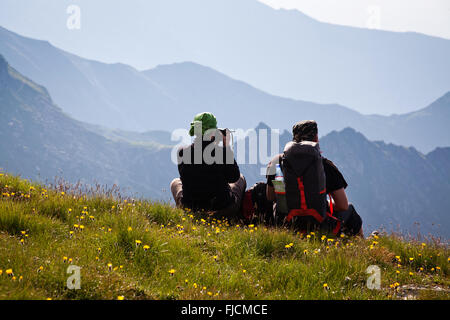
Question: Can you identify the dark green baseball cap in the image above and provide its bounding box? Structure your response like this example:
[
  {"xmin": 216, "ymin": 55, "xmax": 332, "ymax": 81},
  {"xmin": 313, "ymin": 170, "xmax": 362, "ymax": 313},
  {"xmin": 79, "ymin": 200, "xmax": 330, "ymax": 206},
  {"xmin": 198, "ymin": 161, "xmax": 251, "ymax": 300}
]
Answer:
[{"xmin": 189, "ymin": 112, "xmax": 218, "ymax": 136}]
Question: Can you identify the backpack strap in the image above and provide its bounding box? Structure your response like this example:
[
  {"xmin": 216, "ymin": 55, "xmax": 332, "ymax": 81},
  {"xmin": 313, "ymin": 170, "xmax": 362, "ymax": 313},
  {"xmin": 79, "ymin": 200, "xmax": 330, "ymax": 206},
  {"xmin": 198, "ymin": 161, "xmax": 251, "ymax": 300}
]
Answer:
[
  {"xmin": 285, "ymin": 177, "xmax": 324, "ymax": 223},
  {"xmin": 326, "ymin": 193, "xmax": 341, "ymax": 235},
  {"xmin": 328, "ymin": 193, "xmax": 333, "ymax": 216},
  {"xmin": 287, "ymin": 208, "xmax": 325, "ymax": 224},
  {"xmin": 328, "ymin": 214, "xmax": 341, "ymax": 235}
]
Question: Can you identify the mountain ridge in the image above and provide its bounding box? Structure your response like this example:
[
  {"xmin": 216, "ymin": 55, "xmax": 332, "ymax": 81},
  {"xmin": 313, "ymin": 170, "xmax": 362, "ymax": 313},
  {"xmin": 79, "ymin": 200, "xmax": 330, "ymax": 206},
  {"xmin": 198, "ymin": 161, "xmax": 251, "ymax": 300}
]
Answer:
[
  {"xmin": 2, "ymin": 0, "xmax": 449, "ymax": 114},
  {"xmin": 1, "ymin": 25, "xmax": 449, "ymax": 153},
  {"xmin": 0, "ymin": 54, "xmax": 177, "ymax": 199}
]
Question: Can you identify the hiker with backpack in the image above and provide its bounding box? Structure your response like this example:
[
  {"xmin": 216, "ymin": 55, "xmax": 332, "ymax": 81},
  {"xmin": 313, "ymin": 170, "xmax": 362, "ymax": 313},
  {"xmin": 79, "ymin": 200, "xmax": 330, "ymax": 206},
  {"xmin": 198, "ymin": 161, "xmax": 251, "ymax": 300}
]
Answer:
[
  {"xmin": 265, "ymin": 120, "xmax": 363, "ymax": 237},
  {"xmin": 170, "ymin": 112, "xmax": 246, "ymax": 219}
]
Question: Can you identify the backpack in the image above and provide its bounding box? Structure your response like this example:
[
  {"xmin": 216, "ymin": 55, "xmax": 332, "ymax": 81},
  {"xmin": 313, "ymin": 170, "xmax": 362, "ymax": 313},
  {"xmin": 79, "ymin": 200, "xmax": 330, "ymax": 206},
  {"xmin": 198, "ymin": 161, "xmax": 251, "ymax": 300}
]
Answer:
[
  {"xmin": 280, "ymin": 141, "xmax": 341, "ymax": 234},
  {"xmin": 241, "ymin": 182, "xmax": 274, "ymax": 224}
]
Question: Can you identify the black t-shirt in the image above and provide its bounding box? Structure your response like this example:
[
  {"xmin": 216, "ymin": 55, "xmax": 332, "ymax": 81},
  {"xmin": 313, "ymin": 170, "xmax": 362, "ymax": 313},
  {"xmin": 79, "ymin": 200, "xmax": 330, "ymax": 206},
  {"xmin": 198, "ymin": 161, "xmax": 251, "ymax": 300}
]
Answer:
[
  {"xmin": 178, "ymin": 140, "xmax": 241, "ymax": 210},
  {"xmin": 266, "ymin": 154, "xmax": 347, "ymax": 193}
]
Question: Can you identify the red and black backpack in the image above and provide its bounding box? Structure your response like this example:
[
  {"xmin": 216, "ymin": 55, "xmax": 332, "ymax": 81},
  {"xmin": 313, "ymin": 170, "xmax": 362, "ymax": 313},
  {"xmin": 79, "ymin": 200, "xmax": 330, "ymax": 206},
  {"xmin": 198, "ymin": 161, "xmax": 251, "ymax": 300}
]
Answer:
[
  {"xmin": 241, "ymin": 182, "xmax": 274, "ymax": 224},
  {"xmin": 281, "ymin": 141, "xmax": 341, "ymax": 235}
]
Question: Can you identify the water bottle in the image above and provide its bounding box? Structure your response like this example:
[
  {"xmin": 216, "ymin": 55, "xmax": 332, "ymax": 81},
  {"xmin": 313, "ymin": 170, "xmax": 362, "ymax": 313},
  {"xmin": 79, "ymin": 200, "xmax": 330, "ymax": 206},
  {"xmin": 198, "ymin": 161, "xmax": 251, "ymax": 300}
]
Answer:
[
  {"xmin": 275, "ymin": 164, "xmax": 283, "ymax": 181},
  {"xmin": 273, "ymin": 164, "xmax": 288, "ymax": 214}
]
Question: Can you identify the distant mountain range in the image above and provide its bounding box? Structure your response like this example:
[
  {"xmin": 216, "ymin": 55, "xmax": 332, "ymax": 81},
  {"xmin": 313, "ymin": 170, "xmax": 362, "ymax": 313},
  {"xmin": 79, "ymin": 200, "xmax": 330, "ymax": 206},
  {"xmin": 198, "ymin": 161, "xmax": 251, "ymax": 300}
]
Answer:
[
  {"xmin": 0, "ymin": 26, "xmax": 449, "ymax": 153},
  {"xmin": 1, "ymin": 0, "xmax": 449, "ymax": 115},
  {"xmin": 0, "ymin": 55, "xmax": 177, "ymax": 200},
  {"xmin": 1, "ymin": 54, "xmax": 449, "ymax": 238}
]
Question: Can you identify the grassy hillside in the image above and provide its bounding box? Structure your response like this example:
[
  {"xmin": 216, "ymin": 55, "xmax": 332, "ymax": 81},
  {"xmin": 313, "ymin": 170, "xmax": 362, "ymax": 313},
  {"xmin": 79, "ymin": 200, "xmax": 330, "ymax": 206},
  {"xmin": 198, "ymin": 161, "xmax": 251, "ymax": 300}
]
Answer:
[{"xmin": 0, "ymin": 172, "xmax": 448, "ymax": 300}]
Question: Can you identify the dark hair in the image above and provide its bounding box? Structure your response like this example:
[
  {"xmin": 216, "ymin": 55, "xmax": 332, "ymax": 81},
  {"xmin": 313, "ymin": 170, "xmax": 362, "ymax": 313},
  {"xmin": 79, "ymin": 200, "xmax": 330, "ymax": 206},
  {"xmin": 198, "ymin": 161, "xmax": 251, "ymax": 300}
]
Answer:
[{"xmin": 292, "ymin": 120, "xmax": 318, "ymax": 142}]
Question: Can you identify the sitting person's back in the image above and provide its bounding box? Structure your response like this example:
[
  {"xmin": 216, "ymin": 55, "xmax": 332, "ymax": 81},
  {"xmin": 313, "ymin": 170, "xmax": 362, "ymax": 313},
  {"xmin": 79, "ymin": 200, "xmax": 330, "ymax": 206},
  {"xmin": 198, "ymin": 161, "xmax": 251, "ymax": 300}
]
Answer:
[
  {"xmin": 170, "ymin": 112, "xmax": 246, "ymax": 219},
  {"xmin": 177, "ymin": 139, "xmax": 241, "ymax": 211},
  {"xmin": 265, "ymin": 120, "xmax": 363, "ymax": 236}
]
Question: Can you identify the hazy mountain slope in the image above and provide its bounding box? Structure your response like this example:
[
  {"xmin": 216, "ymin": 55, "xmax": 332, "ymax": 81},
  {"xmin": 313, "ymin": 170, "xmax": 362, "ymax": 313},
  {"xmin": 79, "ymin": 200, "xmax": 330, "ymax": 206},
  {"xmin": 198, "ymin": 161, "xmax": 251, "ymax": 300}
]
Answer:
[
  {"xmin": 426, "ymin": 147, "xmax": 450, "ymax": 183},
  {"xmin": 145, "ymin": 62, "xmax": 450, "ymax": 153},
  {"xmin": 0, "ymin": 26, "xmax": 362, "ymax": 132},
  {"xmin": 0, "ymin": 26, "xmax": 181, "ymax": 131},
  {"xmin": 81, "ymin": 123, "xmax": 176, "ymax": 147},
  {"xmin": 319, "ymin": 129, "xmax": 449, "ymax": 238},
  {"xmin": 0, "ymin": 54, "xmax": 176, "ymax": 199},
  {"xmin": 372, "ymin": 92, "xmax": 450, "ymax": 153},
  {"xmin": 143, "ymin": 62, "xmax": 363, "ymax": 132},
  {"xmin": 1, "ymin": 0, "xmax": 449, "ymax": 114},
  {"xmin": 2, "ymin": 26, "xmax": 449, "ymax": 152}
]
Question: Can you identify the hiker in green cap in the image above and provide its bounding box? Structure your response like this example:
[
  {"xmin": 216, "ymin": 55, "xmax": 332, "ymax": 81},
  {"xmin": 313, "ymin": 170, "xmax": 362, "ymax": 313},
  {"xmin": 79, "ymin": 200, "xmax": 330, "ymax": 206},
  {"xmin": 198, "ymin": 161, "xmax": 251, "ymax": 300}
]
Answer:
[{"xmin": 170, "ymin": 112, "xmax": 246, "ymax": 219}]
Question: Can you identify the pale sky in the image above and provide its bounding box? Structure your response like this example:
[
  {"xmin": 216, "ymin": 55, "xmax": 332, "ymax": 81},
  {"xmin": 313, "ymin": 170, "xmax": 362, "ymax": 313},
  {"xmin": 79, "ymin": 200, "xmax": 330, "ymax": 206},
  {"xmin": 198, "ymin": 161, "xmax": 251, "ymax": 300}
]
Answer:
[{"xmin": 258, "ymin": 0, "xmax": 450, "ymax": 39}]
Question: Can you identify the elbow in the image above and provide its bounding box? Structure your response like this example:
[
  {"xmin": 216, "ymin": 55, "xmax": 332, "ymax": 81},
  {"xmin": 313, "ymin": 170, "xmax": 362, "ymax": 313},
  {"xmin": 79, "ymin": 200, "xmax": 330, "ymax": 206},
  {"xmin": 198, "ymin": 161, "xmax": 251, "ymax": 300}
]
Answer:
[
  {"xmin": 333, "ymin": 200, "xmax": 349, "ymax": 212},
  {"xmin": 330, "ymin": 188, "xmax": 349, "ymax": 212},
  {"xmin": 334, "ymin": 203, "xmax": 349, "ymax": 212}
]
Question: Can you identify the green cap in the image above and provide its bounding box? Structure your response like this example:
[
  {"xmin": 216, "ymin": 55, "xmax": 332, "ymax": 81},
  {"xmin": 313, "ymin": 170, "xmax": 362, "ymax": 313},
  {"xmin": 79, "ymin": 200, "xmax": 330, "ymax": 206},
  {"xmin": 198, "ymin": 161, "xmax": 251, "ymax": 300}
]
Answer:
[{"xmin": 189, "ymin": 112, "xmax": 218, "ymax": 136}]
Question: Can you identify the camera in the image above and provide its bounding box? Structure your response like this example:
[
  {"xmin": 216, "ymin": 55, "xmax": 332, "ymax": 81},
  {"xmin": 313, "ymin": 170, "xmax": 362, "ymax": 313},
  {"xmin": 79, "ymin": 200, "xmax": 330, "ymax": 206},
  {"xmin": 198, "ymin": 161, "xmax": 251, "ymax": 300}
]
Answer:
[{"xmin": 219, "ymin": 128, "xmax": 228, "ymax": 136}]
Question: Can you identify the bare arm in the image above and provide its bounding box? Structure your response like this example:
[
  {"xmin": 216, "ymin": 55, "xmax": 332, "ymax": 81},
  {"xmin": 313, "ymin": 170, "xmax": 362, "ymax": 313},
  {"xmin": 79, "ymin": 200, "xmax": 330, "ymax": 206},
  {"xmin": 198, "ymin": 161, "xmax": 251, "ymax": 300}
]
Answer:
[{"xmin": 330, "ymin": 188, "xmax": 349, "ymax": 212}]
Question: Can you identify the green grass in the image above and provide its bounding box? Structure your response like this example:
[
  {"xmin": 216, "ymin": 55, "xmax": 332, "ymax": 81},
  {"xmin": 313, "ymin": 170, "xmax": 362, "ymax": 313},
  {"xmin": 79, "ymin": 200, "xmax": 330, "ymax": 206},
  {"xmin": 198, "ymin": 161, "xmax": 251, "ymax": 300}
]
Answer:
[{"xmin": 0, "ymin": 172, "xmax": 448, "ymax": 300}]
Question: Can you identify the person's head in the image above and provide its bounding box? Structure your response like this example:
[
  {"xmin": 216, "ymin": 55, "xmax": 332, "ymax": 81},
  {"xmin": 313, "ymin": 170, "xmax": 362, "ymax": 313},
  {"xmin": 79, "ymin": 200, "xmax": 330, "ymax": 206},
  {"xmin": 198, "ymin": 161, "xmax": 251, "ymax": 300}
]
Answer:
[
  {"xmin": 189, "ymin": 112, "xmax": 218, "ymax": 137},
  {"xmin": 292, "ymin": 120, "xmax": 318, "ymax": 143}
]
